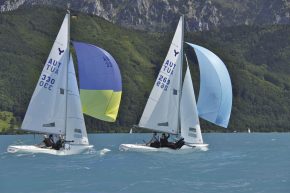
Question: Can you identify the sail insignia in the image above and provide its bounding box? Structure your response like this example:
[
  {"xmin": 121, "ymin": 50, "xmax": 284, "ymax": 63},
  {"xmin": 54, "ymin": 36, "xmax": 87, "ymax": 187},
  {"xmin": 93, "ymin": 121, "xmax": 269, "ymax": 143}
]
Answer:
[
  {"xmin": 60, "ymin": 88, "xmax": 65, "ymax": 94},
  {"xmin": 188, "ymin": 128, "xmax": 197, "ymax": 138},
  {"xmin": 173, "ymin": 89, "xmax": 178, "ymax": 95},
  {"xmin": 74, "ymin": 128, "xmax": 83, "ymax": 139},
  {"xmin": 42, "ymin": 122, "xmax": 56, "ymax": 127},
  {"xmin": 58, "ymin": 48, "xmax": 65, "ymax": 55},
  {"xmin": 157, "ymin": 122, "xmax": 169, "ymax": 127},
  {"xmin": 174, "ymin": 49, "xmax": 180, "ymax": 57}
]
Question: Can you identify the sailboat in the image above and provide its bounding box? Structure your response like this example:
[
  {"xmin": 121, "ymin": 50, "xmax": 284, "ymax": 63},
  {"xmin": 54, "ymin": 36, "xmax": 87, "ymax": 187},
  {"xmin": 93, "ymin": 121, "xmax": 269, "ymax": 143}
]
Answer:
[
  {"xmin": 7, "ymin": 11, "xmax": 122, "ymax": 155},
  {"xmin": 119, "ymin": 16, "xmax": 232, "ymax": 152}
]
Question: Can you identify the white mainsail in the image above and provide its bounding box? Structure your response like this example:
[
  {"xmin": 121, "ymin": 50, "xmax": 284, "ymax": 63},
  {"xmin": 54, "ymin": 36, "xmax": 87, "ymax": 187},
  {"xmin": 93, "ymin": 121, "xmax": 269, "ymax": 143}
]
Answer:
[
  {"xmin": 138, "ymin": 16, "xmax": 184, "ymax": 134},
  {"xmin": 65, "ymin": 55, "xmax": 89, "ymax": 145},
  {"xmin": 21, "ymin": 14, "xmax": 69, "ymax": 135},
  {"xmin": 180, "ymin": 64, "xmax": 203, "ymax": 144}
]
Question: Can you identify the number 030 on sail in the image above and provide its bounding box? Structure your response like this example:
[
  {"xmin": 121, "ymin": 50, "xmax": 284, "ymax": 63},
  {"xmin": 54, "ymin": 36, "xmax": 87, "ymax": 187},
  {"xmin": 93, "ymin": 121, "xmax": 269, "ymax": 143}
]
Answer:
[{"xmin": 7, "ymin": 11, "xmax": 122, "ymax": 155}]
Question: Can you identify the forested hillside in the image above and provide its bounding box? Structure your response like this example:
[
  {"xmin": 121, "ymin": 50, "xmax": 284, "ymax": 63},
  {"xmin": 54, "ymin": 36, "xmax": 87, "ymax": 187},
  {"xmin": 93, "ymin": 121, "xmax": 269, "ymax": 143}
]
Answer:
[{"xmin": 1, "ymin": 7, "xmax": 290, "ymax": 133}]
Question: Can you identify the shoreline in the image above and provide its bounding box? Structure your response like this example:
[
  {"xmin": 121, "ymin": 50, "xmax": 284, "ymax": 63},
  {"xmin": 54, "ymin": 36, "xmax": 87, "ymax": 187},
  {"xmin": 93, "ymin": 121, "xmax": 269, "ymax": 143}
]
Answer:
[{"xmin": 1, "ymin": 131, "xmax": 289, "ymax": 135}]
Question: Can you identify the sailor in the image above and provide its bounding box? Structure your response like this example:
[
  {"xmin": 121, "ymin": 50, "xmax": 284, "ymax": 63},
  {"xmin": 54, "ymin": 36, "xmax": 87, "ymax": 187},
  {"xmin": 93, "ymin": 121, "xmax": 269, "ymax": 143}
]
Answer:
[
  {"xmin": 160, "ymin": 133, "xmax": 177, "ymax": 149},
  {"xmin": 53, "ymin": 135, "xmax": 64, "ymax": 150},
  {"xmin": 174, "ymin": 137, "xmax": 185, "ymax": 149},
  {"xmin": 43, "ymin": 134, "xmax": 54, "ymax": 148},
  {"xmin": 148, "ymin": 132, "xmax": 160, "ymax": 148},
  {"xmin": 160, "ymin": 133, "xmax": 170, "ymax": 147}
]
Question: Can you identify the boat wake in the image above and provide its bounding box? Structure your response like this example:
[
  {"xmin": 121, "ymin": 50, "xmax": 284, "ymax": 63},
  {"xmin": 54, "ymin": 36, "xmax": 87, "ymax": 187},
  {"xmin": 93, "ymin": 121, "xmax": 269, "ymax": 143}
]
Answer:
[
  {"xmin": 84, "ymin": 148, "xmax": 111, "ymax": 157},
  {"xmin": 16, "ymin": 153, "xmax": 36, "ymax": 157},
  {"xmin": 99, "ymin": 148, "xmax": 111, "ymax": 156}
]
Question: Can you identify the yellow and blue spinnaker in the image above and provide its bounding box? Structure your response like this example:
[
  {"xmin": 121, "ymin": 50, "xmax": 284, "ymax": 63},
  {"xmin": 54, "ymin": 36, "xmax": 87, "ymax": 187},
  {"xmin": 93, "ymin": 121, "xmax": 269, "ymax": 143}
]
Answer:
[{"xmin": 73, "ymin": 41, "xmax": 122, "ymax": 122}]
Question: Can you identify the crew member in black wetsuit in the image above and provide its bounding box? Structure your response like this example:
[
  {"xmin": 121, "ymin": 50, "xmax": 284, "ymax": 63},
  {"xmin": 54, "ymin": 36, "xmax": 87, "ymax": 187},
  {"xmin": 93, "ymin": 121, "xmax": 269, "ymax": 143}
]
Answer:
[
  {"xmin": 43, "ymin": 134, "xmax": 54, "ymax": 148},
  {"xmin": 53, "ymin": 135, "xmax": 64, "ymax": 150},
  {"xmin": 174, "ymin": 137, "xmax": 185, "ymax": 149},
  {"xmin": 160, "ymin": 133, "xmax": 185, "ymax": 149},
  {"xmin": 160, "ymin": 133, "xmax": 177, "ymax": 149},
  {"xmin": 148, "ymin": 132, "xmax": 160, "ymax": 148},
  {"xmin": 160, "ymin": 133, "xmax": 170, "ymax": 147}
]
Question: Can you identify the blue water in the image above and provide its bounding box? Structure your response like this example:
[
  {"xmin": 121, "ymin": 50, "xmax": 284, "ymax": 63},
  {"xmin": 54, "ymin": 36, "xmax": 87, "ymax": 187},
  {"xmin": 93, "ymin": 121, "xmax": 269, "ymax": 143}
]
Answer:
[{"xmin": 0, "ymin": 133, "xmax": 289, "ymax": 193}]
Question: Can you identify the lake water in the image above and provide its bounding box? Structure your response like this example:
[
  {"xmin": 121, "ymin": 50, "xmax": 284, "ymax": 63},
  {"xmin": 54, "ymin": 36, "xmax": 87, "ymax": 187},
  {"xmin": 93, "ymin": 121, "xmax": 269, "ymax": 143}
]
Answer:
[{"xmin": 0, "ymin": 133, "xmax": 289, "ymax": 193}]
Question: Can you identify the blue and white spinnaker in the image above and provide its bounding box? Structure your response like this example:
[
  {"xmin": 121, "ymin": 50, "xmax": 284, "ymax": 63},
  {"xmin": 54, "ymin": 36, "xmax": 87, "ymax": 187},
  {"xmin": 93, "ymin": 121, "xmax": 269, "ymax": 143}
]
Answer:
[{"xmin": 186, "ymin": 43, "xmax": 232, "ymax": 128}]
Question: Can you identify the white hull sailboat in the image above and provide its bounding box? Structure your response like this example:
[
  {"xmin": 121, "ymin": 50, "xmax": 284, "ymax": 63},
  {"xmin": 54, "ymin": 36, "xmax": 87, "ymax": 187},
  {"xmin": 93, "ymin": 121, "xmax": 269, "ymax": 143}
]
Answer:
[
  {"xmin": 119, "ymin": 143, "xmax": 209, "ymax": 153},
  {"xmin": 7, "ymin": 144, "xmax": 93, "ymax": 155},
  {"xmin": 7, "ymin": 12, "xmax": 91, "ymax": 155},
  {"xmin": 8, "ymin": 11, "xmax": 122, "ymax": 155},
  {"xmin": 120, "ymin": 16, "xmax": 232, "ymax": 152},
  {"xmin": 8, "ymin": 52, "xmax": 94, "ymax": 155}
]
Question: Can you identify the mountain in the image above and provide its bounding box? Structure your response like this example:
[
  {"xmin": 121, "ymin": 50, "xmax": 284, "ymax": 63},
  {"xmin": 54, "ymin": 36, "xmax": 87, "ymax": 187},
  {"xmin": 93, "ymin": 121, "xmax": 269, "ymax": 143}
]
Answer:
[
  {"xmin": 1, "ymin": 0, "xmax": 290, "ymax": 32},
  {"xmin": 1, "ymin": 7, "xmax": 290, "ymax": 133}
]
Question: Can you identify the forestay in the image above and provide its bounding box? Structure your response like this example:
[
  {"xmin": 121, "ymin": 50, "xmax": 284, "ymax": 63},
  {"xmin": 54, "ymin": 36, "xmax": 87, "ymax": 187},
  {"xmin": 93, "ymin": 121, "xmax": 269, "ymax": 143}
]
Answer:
[
  {"xmin": 73, "ymin": 41, "xmax": 122, "ymax": 122},
  {"xmin": 65, "ymin": 55, "xmax": 88, "ymax": 144},
  {"xmin": 180, "ymin": 64, "xmax": 203, "ymax": 144},
  {"xmin": 186, "ymin": 43, "xmax": 232, "ymax": 128},
  {"xmin": 138, "ymin": 16, "xmax": 183, "ymax": 134},
  {"xmin": 21, "ymin": 14, "xmax": 69, "ymax": 134}
]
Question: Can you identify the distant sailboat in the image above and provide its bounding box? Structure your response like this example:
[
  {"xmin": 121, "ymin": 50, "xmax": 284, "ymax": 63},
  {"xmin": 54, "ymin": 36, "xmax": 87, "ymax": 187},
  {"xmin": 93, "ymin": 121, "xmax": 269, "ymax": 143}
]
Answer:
[
  {"xmin": 7, "ymin": 11, "xmax": 122, "ymax": 155},
  {"xmin": 119, "ymin": 16, "xmax": 232, "ymax": 152},
  {"xmin": 129, "ymin": 128, "xmax": 133, "ymax": 134},
  {"xmin": 248, "ymin": 128, "xmax": 251, "ymax": 133}
]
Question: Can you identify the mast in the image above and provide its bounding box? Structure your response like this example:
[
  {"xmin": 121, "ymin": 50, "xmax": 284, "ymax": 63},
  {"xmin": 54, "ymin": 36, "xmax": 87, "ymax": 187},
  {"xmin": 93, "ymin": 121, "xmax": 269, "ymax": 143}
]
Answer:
[
  {"xmin": 64, "ymin": 9, "xmax": 70, "ymax": 139},
  {"xmin": 184, "ymin": 54, "xmax": 189, "ymax": 71},
  {"xmin": 177, "ymin": 15, "xmax": 184, "ymax": 135}
]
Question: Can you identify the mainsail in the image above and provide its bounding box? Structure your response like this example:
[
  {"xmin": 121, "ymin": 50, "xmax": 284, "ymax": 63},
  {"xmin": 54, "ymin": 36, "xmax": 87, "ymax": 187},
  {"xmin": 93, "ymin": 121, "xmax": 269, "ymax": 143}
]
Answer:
[
  {"xmin": 186, "ymin": 43, "xmax": 232, "ymax": 128},
  {"xmin": 180, "ymin": 61, "xmax": 203, "ymax": 144},
  {"xmin": 21, "ymin": 13, "xmax": 69, "ymax": 134},
  {"xmin": 65, "ymin": 55, "xmax": 88, "ymax": 145},
  {"xmin": 138, "ymin": 16, "xmax": 184, "ymax": 134},
  {"xmin": 73, "ymin": 41, "xmax": 122, "ymax": 122}
]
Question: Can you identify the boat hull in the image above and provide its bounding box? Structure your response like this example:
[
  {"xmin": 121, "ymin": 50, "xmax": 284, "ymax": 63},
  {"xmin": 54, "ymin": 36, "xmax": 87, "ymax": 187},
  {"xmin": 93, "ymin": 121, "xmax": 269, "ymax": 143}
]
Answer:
[
  {"xmin": 119, "ymin": 143, "xmax": 208, "ymax": 153},
  {"xmin": 7, "ymin": 144, "xmax": 94, "ymax": 156}
]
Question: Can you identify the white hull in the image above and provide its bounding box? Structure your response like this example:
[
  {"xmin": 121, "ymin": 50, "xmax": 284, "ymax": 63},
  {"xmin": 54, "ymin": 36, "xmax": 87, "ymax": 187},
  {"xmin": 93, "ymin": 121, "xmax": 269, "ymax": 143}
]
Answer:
[
  {"xmin": 7, "ymin": 144, "xmax": 94, "ymax": 156},
  {"xmin": 119, "ymin": 143, "xmax": 208, "ymax": 153}
]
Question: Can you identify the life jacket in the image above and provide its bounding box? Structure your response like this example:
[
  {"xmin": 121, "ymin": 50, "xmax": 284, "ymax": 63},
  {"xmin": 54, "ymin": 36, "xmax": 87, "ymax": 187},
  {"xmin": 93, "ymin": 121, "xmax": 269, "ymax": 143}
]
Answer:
[{"xmin": 43, "ymin": 138, "xmax": 54, "ymax": 147}]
